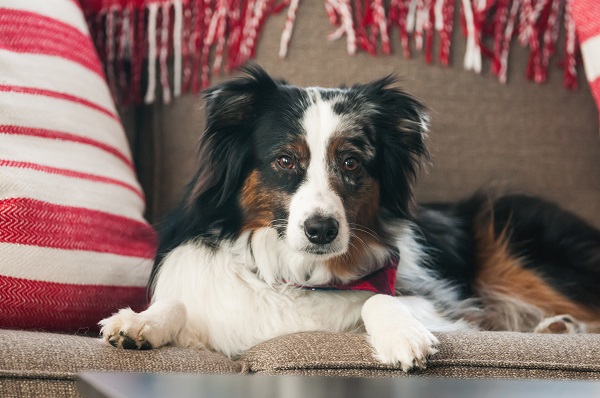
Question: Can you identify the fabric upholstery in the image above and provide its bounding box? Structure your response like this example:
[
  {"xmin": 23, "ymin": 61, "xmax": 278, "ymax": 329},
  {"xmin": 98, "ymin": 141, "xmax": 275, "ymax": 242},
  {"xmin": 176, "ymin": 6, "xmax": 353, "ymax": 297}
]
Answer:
[
  {"xmin": 0, "ymin": 0, "xmax": 156, "ymax": 332},
  {"xmin": 242, "ymin": 331, "xmax": 600, "ymax": 379},
  {"xmin": 0, "ymin": 378, "xmax": 80, "ymax": 398},
  {"xmin": 4, "ymin": 328, "xmax": 600, "ymax": 398},
  {"xmin": 0, "ymin": 329, "xmax": 244, "ymax": 397}
]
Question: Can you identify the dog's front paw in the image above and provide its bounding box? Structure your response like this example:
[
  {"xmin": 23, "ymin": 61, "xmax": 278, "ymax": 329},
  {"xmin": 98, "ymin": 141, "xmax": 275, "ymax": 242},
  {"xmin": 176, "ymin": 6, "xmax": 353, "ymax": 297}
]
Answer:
[
  {"xmin": 99, "ymin": 308, "xmax": 166, "ymax": 350},
  {"xmin": 367, "ymin": 321, "xmax": 439, "ymax": 372},
  {"xmin": 362, "ymin": 294, "xmax": 440, "ymax": 372}
]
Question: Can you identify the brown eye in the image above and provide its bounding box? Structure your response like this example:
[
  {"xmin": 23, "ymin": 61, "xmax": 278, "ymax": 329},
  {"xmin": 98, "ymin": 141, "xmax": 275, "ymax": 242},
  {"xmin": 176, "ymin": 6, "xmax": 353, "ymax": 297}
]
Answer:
[
  {"xmin": 277, "ymin": 155, "xmax": 294, "ymax": 169},
  {"xmin": 343, "ymin": 157, "xmax": 360, "ymax": 172}
]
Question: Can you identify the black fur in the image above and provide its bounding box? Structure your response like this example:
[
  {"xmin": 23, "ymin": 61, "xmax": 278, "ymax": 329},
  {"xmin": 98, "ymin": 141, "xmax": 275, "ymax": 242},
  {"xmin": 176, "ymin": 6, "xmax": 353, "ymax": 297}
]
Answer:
[
  {"xmin": 152, "ymin": 67, "xmax": 275, "ymax": 268},
  {"xmin": 415, "ymin": 193, "xmax": 600, "ymax": 311},
  {"xmin": 151, "ymin": 66, "xmax": 275, "ymax": 280},
  {"xmin": 490, "ymin": 195, "xmax": 600, "ymax": 309}
]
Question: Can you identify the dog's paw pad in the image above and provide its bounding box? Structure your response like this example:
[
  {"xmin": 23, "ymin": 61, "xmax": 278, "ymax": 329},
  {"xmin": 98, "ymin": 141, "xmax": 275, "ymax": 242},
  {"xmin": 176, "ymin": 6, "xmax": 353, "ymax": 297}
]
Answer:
[
  {"xmin": 534, "ymin": 314, "xmax": 584, "ymax": 334},
  {"xmin": 105, "ymin": 333, "xmax": 153, "ymax": 350},
  {"xmin": 122, "ymin": 336, "xmax": 139, "ymax": 350}
]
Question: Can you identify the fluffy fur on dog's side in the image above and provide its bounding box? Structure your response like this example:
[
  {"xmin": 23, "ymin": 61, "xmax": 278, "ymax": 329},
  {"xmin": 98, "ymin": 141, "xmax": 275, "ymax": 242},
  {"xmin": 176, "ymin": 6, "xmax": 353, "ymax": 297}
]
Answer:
[{"xmin": 100, "ymin": 66, "xmax": 600, "ymax": 371}]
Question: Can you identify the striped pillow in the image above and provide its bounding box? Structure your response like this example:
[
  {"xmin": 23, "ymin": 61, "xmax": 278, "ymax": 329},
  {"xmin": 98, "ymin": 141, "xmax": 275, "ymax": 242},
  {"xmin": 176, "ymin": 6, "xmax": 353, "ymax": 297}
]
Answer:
[{"xmin": 0, "ymin": 0, "xmax": 156, "ymax": 333}]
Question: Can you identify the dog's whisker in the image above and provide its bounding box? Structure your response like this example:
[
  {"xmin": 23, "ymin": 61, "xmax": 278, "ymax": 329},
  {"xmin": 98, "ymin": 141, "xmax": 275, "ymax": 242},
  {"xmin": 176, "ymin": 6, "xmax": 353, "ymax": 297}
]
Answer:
[
  {"xmin": 352, "ymin": 231, "xmax": 372, "ymax": 249},
  {"xmin": 349, "ymin": 223, "xmax": 379, "ymax": 237},
  {"xmin": 352, "ymin": 235, "xmax": 369, "ymax": 252},
  {"xmin": 264, "ymin": 219, "xmax": 289, "ymax": 229},
  {"xmin": 351, "ymin": 228, "xmax": 380, "ymax": 242},
  {"xmin": 349, "ymin": 227, "xmax": 380, "ymax": 244}
]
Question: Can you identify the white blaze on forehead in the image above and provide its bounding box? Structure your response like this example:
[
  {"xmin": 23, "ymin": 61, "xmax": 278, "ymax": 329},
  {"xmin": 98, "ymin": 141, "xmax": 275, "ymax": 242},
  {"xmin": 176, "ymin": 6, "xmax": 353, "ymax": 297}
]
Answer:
[
  {"xmin": 302, "ymin": 89, "xmax": 341, "ymax": 187},
  {"xmin": 284, "ymin": 89, "xmax": 350, "ymax": 256}
]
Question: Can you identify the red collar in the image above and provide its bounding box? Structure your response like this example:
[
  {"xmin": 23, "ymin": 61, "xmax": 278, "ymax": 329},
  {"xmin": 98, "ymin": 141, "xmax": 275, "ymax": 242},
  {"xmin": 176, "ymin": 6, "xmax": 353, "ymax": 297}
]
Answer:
[{"xmin": 296, "ymin": 257, "xmax": 398, "ymax": 296}]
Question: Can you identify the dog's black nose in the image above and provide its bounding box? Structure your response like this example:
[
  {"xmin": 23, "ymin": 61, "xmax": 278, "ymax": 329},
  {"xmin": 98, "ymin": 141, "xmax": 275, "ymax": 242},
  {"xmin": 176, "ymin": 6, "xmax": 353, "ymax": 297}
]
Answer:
[{"xmin": 304, "ymin": 216, "xmax": 339, "ymax": 245}]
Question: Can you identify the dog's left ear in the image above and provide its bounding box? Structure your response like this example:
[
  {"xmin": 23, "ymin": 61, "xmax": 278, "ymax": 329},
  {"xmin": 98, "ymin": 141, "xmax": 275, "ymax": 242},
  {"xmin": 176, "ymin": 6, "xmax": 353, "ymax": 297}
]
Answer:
[{"xmin": 364, "ymin": 76, "xmax": 430, "ymax": 219}]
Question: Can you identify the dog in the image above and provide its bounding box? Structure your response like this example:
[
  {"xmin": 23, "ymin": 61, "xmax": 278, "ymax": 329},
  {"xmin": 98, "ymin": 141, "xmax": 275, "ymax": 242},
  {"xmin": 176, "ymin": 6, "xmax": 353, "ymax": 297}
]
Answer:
[{"xmin": 100, "ymin": 65, "xmax": 600, "ymax": 371}]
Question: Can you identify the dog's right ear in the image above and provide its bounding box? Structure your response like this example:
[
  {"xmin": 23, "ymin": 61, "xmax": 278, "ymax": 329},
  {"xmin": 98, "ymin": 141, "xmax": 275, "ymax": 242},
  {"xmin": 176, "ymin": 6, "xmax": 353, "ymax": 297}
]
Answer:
[{"xmin": 188, "ymin": 64, "xmax": 278, "ymax": 210}]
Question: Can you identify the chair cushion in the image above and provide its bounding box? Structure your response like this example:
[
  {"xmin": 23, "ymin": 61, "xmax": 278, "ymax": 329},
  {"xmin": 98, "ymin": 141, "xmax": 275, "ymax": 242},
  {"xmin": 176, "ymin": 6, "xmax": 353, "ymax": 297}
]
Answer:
[
  {"xmin": 242, "ymin": 331, "xmax": 600, "ymax": 379},
  {"xmin": 0, "ymin": 329, "xmax": 244, "ymax": 397},
  {"xmin": 0, "ymin": 0, "xmax": 156, "ymax": 332}
]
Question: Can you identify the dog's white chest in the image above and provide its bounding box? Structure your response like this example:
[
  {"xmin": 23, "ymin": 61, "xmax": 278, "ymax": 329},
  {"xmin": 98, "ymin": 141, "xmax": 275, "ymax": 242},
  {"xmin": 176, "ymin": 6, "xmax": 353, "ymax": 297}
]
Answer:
[{"xmin": 151, "ymin": 241, "xmax": 372, "ymax": 357}]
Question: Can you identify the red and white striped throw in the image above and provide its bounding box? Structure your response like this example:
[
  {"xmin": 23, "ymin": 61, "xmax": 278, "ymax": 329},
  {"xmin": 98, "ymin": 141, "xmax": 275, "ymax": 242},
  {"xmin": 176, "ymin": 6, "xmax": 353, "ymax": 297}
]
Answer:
[
  {"xmin": 81, "ymin": 0, "xmax": 592, "ymax": 106},
  {"xmin": 573, "ymin": 0, "xmax": 600, "ymax": 122},
  {"xmin": 0, "ymin": 0, "xmax": 156, "ymax": 333}
]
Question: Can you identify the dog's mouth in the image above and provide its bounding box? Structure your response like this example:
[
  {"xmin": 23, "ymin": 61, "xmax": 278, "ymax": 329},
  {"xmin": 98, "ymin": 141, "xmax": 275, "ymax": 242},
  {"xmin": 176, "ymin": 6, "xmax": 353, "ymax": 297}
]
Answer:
[
  {"xmin": 299, "ymin": 242, "xmax": 347, "ymax": 258},
  {"xmin": 304, "ymin": 246, "xmax": 331, "ymax": 256}
]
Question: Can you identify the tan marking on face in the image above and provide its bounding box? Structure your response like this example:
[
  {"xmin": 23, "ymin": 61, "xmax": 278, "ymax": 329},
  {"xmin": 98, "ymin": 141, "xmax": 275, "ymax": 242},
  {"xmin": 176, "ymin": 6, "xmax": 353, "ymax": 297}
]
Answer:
[
  {"xmin": 326, "ymin": 134, "xmax": 345, "ymax": 164},
  {"xmin": 326, "ymin": 181, "xmax": 382, "ymax": 279},
  {"xmin": 240, "ymin": 170, "xmax": 277, "ymax": 232},
  {"xmin": 326, "ymin": 131, "xmax": 373, "ymax": 170},
  {"xmin": 473, "ymin": 216, "xmax": 600, "ymax": 330},
  {"xmin": 289, "ymin": 139, "xmax": 310, "ymax": 165}
]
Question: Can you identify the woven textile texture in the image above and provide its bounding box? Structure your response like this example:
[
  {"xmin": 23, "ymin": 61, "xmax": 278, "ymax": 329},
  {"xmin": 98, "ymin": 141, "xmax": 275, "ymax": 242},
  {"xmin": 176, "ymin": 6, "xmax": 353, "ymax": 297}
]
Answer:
[
  {"xmin": 80, "ymin": 0, "xmax": 295, "ymax": 105},
  {"xmin": 0, "ymin": 328, "xmax": 244, "ymax": 398},
  {"xmin": 242, "ymin": 331, "xmax": 600, "ymax": 379},
  {"xmin": 0, "ymin": 0, "xmax": 156, "ymax": 333},
  {"xmin": 79, "ymin": 0, "xmax": 592, "ymax": 106}
]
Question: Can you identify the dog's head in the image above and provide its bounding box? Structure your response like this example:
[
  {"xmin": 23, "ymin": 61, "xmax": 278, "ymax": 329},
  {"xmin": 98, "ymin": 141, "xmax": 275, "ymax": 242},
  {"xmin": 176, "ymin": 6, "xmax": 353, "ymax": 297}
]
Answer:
[{"xmin": 158, "ymin": 65, "xmax": 429, "ymax": 282}]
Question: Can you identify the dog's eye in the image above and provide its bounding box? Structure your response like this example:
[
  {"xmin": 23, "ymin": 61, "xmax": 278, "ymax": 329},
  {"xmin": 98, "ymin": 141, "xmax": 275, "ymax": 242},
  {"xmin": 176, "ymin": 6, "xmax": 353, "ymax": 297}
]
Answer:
[
  {"xmin": 277, "ymin": 155, "xmax": 295, "ymax": 169},
  {"xmin": 343, "ymin": 157, "xmax": 360, "ymax": 172}
]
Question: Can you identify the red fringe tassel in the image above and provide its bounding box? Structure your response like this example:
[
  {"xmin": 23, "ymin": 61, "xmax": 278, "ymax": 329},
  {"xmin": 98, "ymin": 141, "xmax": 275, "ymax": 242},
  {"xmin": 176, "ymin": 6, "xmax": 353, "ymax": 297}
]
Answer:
[
  {"xmin": 81, "ymin": 0, "xmax": 296, "ymax": 105},
  {"xmin": 326, "ymin": 0, "xmax": 580, "ymax": 89},
  {"xmin": 81, "ymin": 0, "xmax": 581, "ymax": 106}
]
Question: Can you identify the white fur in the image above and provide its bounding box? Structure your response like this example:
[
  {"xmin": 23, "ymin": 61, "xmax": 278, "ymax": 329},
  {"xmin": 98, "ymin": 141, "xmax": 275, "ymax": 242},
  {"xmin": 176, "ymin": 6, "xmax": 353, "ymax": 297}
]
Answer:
[
  {"xmin": 101, "ymin": 224, "xmax": 471, "ymax": 370},
  {"xmin": 285, "ymin": 90, "xmax": 350, "ymax": 258},
  {"xmin": 99, "ymin": 299, "xmax": 188, "ymax": 349},
  {"xmin": 362, "ymin": 294, "xmax": 439, "ymax": 371},
  {"xmin": 394, "ymin": 223, "xmax": 481, "ymax": 325},
  {"xmin": 144, "ymin": 232, "xmax": 373, "ymax": 358}
]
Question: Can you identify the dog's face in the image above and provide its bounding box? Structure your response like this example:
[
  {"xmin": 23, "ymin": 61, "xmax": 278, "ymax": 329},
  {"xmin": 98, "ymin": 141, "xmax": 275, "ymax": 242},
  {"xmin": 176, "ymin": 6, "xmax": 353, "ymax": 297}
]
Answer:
[
  {"xmin": 240, "ymin": 86, "xmax": 385, "ymax": 260},
  {"xmin": 178, "ymin": 66, "xmax": 428, "ymax": 280}
]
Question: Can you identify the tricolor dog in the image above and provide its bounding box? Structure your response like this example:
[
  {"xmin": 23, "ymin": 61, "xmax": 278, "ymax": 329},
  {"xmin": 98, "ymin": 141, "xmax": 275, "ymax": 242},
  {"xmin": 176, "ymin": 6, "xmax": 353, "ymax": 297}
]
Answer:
[{"xmin": 101, "ymin": 66, "xmax": 600, "ymax": 371}]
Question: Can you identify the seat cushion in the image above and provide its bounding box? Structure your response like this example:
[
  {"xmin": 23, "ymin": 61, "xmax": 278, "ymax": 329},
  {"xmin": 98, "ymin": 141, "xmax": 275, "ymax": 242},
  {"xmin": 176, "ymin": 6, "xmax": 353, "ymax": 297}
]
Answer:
[
  {"xmin": 242, "ymin": 331, "xmax": 600, "ymax": 379},
  {"xmin": 0, "ymin": 329, "xmax": 244, "ymax": 397}
]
